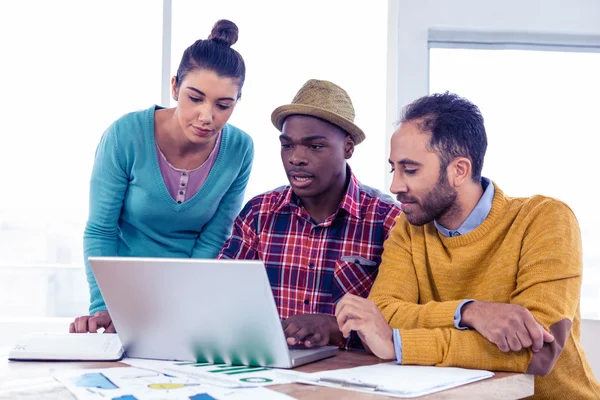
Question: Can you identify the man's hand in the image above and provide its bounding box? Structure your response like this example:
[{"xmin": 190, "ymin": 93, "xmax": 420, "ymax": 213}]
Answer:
[
  {"xmin": 69, "ymin": 310, "xmax": 116, "ymax": 333},
  {"xmin": 461, "ymin": 301, "xmax": 554, "ymax": 353},
  {"xmin": 282, "ymin": 313, "xmax": 343, "ymax": 348},
  {"xmin": 335, "ymin": 294, "xmax": 395, "ymax": 360}
]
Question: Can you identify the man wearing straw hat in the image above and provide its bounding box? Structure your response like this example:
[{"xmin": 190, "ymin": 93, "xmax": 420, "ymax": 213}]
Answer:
[{"xmin": 219, "ymin": 79, "xmax": 401, "ymax": 348}]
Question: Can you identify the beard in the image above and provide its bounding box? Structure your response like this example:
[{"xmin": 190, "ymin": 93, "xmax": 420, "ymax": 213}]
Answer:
[{"xmin": 400, "ymin": 173, "xmax": 458, "ymax": 226}]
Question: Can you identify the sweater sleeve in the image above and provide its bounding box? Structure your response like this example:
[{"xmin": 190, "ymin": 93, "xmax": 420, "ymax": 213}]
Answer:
[
  {"xmin": 397, "ymin": 200, "xmax": 583, "ymax": 376},
  {"xmin": 369, "ymin": 217, "xmax": 467, "ymax": 329},
  {"xmin": 83, "ymin": 123, "xmax": 129, "ymax": 314},
  {"xmin": 192, "ymin": 141, "xmax": 254, "ymax": 258}
]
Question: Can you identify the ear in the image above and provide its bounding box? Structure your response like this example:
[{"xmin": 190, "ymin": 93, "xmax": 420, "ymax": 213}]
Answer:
[
  {"xmin": 448, "ymin": 157, "xmax": 472, "ymax": 186},
  {"xmin": 344, "ymin": 136, "xmax": 355, "ymax": 160},
  {"xmin": 171, "ymin": 76, "xmax": 179, "ymax": 101}
]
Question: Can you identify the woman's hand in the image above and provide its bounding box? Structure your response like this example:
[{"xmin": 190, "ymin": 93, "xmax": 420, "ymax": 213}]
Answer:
[{"xmin": 69, "ymin": 310, "xmax": 116, "ymax": 333}]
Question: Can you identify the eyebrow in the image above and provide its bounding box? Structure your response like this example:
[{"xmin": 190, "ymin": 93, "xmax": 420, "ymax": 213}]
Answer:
[
  {"xmin": 279, "ymin": 134, "xmax": 329, "ymax": 143},
  {"xmin": 186, "ymin": 87, "xmax": 236, "ymax": 102},
  {"xmin": 389, "ymin": 158, "xmax": 422, "ymax": 166}
]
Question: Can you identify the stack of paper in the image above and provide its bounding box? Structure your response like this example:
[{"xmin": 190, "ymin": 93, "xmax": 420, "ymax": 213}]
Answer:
[
  {"xmin": 301, "ymin": 362, "xmax": 494, "ymax": 398},
  {"xmin": 52, "ymin": 366, "xmax": 293, "ymax": 400}
]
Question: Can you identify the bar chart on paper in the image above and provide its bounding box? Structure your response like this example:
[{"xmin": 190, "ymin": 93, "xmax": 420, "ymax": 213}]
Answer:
[
  {"xmin": 52, "ymin": 366, "xmax": 292, "ymax": 400},
  {"xmin": 123, "ymin": 359, "xmax": 293, "ymax": 387},
  {"xmin": 176, "ymin": 362, "xmax": 273, "ymax": 383}
]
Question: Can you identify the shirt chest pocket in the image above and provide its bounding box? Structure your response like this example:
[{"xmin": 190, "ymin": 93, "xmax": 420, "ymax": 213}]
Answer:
[
  {"xmin": 331, "ymin": 255, "xmax": 379, "ymax": 302},
  {"xmin": 339, "ymin": 255, "xmax": 377, "ymax": 267}
]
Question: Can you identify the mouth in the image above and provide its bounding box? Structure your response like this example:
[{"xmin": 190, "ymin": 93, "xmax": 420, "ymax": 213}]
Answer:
[
  {"xmin": 288, "ymin": 172, "xmax": 315, "ymax": 189},
  {"xmin": 400, "ymin": 202, "xmax": 416, "ymax": 212},
  {"xmin": 191, "ymin": 126, "xmax": 214, "ymax": 136},
  {"xmin": 398, "ymin": 199, "xmax": 418, "ymax": 213}
]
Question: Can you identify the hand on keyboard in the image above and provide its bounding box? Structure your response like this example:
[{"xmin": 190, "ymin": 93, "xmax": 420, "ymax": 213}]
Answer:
[{"xmin": 282, "ymin": 313, "xmax": 344, "ymax": 348}]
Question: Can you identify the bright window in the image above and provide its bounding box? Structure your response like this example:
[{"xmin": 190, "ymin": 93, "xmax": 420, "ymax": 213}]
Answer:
[
  {"xmin": 0, "ymin": 1, "xmax": 162, "ymax": 320},
  {"xmin": 430, "ymin": 48, "xmax": 600, "ymax": 318}
]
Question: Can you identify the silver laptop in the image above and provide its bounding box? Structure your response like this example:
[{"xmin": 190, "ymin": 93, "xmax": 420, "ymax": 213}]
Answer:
[{"xmin": 88, "ymin": 256, "xmax": 338, "ymax": 368}]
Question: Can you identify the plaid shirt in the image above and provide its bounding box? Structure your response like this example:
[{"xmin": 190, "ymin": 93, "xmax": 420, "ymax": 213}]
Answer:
[{"xmin": 219, "ymin": 171, "xmax": 401, "ymax": 320}]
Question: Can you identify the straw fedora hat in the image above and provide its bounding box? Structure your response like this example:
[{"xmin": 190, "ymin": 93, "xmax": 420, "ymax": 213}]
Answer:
[{"xmin": 271, "ymin": 79, "xmax": 366, "ymax": 145}]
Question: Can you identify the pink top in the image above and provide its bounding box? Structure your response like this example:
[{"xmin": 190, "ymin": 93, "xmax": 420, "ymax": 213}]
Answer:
[{"xmin": 156, "ymin": 133, "xmax": 222, "ymax": 204}]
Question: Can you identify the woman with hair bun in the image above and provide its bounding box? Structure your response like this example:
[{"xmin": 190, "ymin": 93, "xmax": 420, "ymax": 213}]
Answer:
[{"xmin": 70, "ymin": 20, "xmax": 253, "ymax": 333}]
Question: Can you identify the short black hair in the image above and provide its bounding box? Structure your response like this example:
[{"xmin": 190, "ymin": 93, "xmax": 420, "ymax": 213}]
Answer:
[{"xmin": 401, "ymin": 92, "xmax": 487, "ymax": 182}]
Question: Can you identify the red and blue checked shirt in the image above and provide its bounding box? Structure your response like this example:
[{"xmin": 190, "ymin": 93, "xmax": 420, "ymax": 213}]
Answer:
[{"xmin": 219, "ymin": 171, "xmax": 401, "ymax": 320}]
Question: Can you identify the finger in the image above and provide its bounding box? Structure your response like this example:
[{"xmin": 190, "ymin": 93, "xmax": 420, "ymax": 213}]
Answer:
[
  {"xmin": 281, "ymin": 318, "xmax": 295, "ymax": 330},
  {"xmin": 90, "ymin": 315, "xmax": 112, "ymax": 333},
  {"xmin": 507, "ymin": 333, "xmax": 523, "ymax": 352},
  {"xmin": 283, "ymin": 322, "xmax": 301, "ymax": 339},
  {"xmin": 75, "ymin": 317, "xmax": 90, "ymax": 333},
  {"xmin": 336, "ymin": 294, "xmax": 365, "ymax": 314},
  {"xmin": 335, "ymin": 300, "xmax": 361, "ymax": 319},
  {"xmin": 73, "ymin": 317, "xmax": 81, "ymax": 333},
  {"xmin": 334, "ymin": 301, "xmax": 347, "ymax": 318},
  {"xmin": 69, "ymin": 322, "xmax": 75, "ymax": 333},
  {"xmin": 495, "ymin": 335, "xmax": 510, "ymax": 352},
  {"xmin": 335, "ymin": 297, "xmax": 349, "ymax": 317},
  {"xmin": 105, "ymin": 322, "xmax": 116, "ymax": 334},
  {"xmin": 335, "ymin": 305, "xmax": 349, "ymax": 327},
  {"xmin": 524, "ymin": 318, "xmax": 545, "ymax": 352},
  {"xmin": 509, "ymin": 320, "xmax": 532, "ymax": 351},
  {"xmin": 341, "ymin": 301, "xmax": 374, "ymax": 321},
  {"xmin": 543, "ymin": 329, "xmax": 554, "ymax": 343},
  {"xmin": 88, "ymin": 317, "xmax": 99, "ymax": 333},
  {"xmin": 290, "ymin": 327, "xmax": 311, "ymax": 344},
  {"xmin": 340, "ymin": 319, "xmax": 363, "ymax": 339},
  {"xmin": 304, "ymin": 332, "xmax": 325, "ymax": 348},
  {"xmin": 515, "ymin": 326, "xmax": 533, "ymax": 349},
  {"xmin": 335, "ymin": 304, "xmax": 364, "ymax": 329}
]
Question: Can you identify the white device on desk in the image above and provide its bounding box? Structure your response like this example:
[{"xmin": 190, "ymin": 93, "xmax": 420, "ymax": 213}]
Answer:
[
  {"xmin": 8, "ymin": 333, "xmax": 124, "ymax": 361},
  {"xmin": 88, "ymin": 256, "xmax": 338, "ymax": 368}
]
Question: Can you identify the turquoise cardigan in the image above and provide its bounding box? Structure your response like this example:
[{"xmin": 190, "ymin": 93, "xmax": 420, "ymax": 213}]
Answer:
[{"xmin": 84, "ymin": 106, "xmax": 254, "ymax": 314}]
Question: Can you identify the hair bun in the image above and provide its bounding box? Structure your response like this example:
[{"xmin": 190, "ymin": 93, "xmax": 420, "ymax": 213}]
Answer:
[{"xmin": 208, "ymin": 19, "xmax": 239, "ymax": 47}]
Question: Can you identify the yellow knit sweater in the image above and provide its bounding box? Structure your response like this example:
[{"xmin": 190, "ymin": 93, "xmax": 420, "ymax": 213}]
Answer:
[{"xmin": 369, "ymin": 184, "xmax": 600, "ymax": 399}]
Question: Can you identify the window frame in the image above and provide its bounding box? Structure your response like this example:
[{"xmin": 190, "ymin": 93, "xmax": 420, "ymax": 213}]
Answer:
[{"xmin": 386, "ymin": 0, "xmax": 600, "ymax": 189}]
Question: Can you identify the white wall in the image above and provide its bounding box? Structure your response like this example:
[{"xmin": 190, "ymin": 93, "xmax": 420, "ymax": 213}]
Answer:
[
  {"xmin": 386, "ymin": 0, "xmax": 600, "ymax": 190},
  {"xmin": 581, "ymin": 319, "xmax": 600, "ymax": 380}
]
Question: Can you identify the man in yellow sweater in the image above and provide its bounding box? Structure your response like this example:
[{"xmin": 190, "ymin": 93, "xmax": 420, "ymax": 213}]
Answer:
[{"xmin": 336, "ymin": 92, "xmax": 600, "ymax": 398}]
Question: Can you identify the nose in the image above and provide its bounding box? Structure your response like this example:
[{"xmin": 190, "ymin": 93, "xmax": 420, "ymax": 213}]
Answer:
[
  {"xmin": 288, "ymin": 147, "xmax": 308, "ymax": 166},
  {"xmin": 196, "ymin": 102, "xmax": 213, "ymax": 125},
  {"xmin": 389, "ymin": 172, "xmax": 407, "ymax": 195}
]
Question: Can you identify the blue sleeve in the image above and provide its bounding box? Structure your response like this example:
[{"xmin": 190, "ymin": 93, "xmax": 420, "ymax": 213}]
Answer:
[
  {"xmin": 393, "ymin": 329, "xmax": 403, "ymax": 364},
  {"xmin": 454, "ymin": 299, "xmax": 475, "ymax": 330},
  {"xmin": 192, "ymin": 141, "xmax": 254, "ymax": 258},
  {"xmin": 83, "ymin": 123, "xmax": 129, "ymax": 315}
]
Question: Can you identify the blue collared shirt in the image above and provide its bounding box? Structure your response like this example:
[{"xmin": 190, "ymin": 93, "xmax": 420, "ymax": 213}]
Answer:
[
  {"xmin": 434, "ymin": 178, "xmax": 494, "ymax": 237},
  {"xmin": 393, "ymin": 178, "xmax": 494, "ymax": 364}
]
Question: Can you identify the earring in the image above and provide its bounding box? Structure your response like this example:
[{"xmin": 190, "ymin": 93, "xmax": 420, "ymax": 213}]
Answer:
[{"xmin": 173, "ymin": 95, "xmax": 178, "ymax": 101}]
